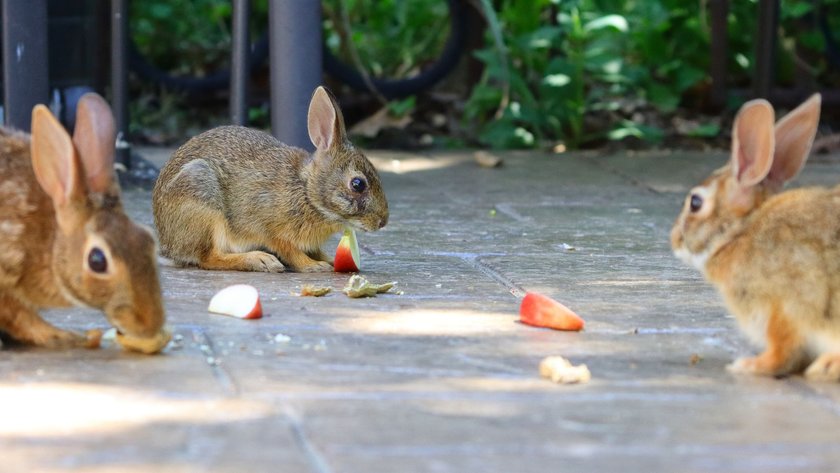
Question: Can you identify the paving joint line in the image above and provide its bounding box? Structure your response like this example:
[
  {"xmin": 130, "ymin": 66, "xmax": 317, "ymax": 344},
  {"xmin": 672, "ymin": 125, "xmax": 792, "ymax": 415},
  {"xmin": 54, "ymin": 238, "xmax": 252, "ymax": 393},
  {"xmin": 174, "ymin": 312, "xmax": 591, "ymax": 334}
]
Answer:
[
  {"xmin": 284, "ymin": 407, "xmax": 334, "ymax": 473},
  {"xmin": 581, "ymin": 154, "xmax": 663, "ymax": 196},
  {"xmin": 192, "ymin": 327, "xmax": 239, "ymax": 397},
  {"xmin": 467, "ymin": 256, "xmax": 527, "ymax": 299},
  {"xmin": 787, "ymin": 379, "xmax": 840, "ymax": 418}
]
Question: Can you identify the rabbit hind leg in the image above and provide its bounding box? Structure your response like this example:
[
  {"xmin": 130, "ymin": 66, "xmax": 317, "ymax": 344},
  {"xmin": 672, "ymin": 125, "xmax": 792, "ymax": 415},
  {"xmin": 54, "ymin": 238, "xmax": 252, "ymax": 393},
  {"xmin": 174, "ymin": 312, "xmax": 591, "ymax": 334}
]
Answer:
[{"xmin": 197, "ymin": 212, "xmax": 285, "ymax": 272}]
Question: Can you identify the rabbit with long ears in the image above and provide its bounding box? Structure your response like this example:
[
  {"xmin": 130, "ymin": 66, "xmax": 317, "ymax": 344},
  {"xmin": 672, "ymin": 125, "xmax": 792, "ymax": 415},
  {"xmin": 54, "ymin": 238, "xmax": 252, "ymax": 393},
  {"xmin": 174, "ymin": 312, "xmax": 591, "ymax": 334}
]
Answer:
[
  {"xmin": 153, "ymin": 86, "xmax": 389, "ymax": 272},
  {"xmin": 0, "ymin": 93, "xmax": 169, "ymax": 352},
  {"xmin": 671, "ymin": 94, "xmax": 840, "ymax": 380}
]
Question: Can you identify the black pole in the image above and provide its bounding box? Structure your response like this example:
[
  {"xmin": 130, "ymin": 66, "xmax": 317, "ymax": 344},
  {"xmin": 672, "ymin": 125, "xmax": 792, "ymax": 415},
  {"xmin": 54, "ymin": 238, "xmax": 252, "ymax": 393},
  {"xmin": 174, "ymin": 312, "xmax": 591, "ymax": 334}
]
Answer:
[
  {"xmin": 709, "ymin": 0, "xmax": 728, "ymax": 110},
  {"xmin": 753, "ymin": 0, "xmax": 779, "ymax": 99},
  {"xmin": 231, "ymin": 0, "xmax": 251, "ymax": 126},
  {"xmin": 111, "ymin": 0, "xmax": 131, "ymax": 167},
  {"xmin": 2, "ymin": 0, "xmax": 49, "ymax": 131},
  {"xmin": 268, "ymin": 0, "xmax": 323, "ymax": 150}
]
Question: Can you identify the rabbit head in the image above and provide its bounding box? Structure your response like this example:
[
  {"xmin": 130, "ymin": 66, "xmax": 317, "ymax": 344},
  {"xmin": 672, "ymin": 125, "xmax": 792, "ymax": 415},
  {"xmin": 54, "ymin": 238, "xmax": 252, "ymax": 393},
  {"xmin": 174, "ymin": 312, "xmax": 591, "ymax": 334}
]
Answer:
[
  {"xmin": 31, "ymin": 94, "xmax": 166, "ymax": 339},
  {"xmin": 671, "ymin": 94, "xmax": 822, "ymax": 273},
  {"xmin": 305, "ymin": 86, "xmax": 389, "ymax": 232}
]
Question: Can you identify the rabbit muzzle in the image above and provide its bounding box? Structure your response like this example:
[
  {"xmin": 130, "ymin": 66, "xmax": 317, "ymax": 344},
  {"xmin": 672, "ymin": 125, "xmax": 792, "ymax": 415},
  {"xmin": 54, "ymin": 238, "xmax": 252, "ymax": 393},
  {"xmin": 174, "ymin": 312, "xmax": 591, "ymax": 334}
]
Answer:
[{"xmin": 108, "ymin": 304, "xmax": 165, "ymax": 339}]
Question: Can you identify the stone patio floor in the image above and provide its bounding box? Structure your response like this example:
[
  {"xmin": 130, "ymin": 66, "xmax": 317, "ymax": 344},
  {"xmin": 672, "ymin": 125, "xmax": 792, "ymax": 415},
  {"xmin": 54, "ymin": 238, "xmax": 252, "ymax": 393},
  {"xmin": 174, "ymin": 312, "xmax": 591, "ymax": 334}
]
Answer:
[{"xmin": 3, "ymin": 147, "xmax": 840, "ymax": 473}]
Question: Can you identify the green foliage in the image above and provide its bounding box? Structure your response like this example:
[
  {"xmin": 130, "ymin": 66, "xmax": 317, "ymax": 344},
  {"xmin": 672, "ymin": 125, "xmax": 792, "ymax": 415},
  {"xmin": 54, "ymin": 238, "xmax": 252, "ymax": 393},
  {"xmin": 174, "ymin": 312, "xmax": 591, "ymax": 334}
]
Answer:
[
  {"xmin": 466, "ymin": 0, "xmax": 711, "ymax": 149},
  {"xmin": 466, "ymin": 0, "xmax": 840, "ymax": 149},
  {"xmin": 131, "ymin": 0, "xmax": 449, "ymax": 82},
  {"xmin": 130, "ymin": 0, "xmax": 269, "ymax": 77},
  {"xmin": 322, "ymin": 0, "xmax": 450, "ymax": 79}
]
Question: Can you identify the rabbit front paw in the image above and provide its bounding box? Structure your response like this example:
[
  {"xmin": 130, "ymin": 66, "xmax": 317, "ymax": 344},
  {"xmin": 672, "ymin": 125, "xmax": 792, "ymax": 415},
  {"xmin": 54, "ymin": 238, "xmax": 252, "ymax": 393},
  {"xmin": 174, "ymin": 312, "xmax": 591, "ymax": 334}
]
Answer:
[
  {"xmin": 241, "ymin": 251, "xmax": 286, "ymax": 273},
  {"xmin": 726, "ymin": 356, "xmax": 778, "ymax": 377},
  {"xmin": 297, "ymin": 261, "xmax": 334, "ymax": 273},
  {"xmin": 804, "ymin": 353, "xmax": 840, "ymax": 382},
  {"xmin": 42, "ymin": 329, "xmax": 101, "ymax": 349}
]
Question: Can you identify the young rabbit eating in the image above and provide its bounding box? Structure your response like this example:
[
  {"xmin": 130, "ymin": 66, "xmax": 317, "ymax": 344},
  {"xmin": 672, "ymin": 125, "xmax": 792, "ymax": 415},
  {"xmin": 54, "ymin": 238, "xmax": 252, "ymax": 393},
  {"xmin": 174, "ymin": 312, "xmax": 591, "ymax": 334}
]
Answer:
[
  {"xmin": 0, "ymin": 94, "xmax": 169, "ymax": 352},
  {"xmin": 153, "ymin": 86, "xmax": 389, "ymax": 272},
  {"xmin": 671, "ymin": 94, "xmax": 840, "ymax": 381}
]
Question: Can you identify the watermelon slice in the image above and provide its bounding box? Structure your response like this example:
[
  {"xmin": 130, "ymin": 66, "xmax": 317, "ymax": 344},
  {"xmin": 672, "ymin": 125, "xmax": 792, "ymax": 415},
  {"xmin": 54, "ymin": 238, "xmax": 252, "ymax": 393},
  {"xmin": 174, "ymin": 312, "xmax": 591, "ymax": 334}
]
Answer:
[{"xmin": 334, "ymin": 228, "xmax": 360, "ymax": 272}]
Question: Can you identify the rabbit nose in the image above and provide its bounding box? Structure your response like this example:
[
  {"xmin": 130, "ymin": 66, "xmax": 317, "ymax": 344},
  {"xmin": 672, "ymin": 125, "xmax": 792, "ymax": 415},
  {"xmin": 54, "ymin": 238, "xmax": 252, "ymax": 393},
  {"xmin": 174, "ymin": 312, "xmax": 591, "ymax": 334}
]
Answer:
[{"xmin": 378, "ymin": 215, "xmax": 388, "ymax": 229}]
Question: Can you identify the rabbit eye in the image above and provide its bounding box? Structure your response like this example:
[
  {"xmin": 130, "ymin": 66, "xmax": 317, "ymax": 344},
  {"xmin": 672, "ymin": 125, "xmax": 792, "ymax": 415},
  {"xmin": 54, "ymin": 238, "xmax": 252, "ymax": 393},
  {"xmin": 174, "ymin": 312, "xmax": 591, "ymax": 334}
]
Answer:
[
  {"xmin": 351, "ymin": 177, "xmax": 367, "ymax": 193},
  {"xmin": 689, "ymin": 194, "xmax": 704, "ymax": 213},
  {"xmin": 88, "ymin": 247, "xmax": 108, "ymax": 273}
]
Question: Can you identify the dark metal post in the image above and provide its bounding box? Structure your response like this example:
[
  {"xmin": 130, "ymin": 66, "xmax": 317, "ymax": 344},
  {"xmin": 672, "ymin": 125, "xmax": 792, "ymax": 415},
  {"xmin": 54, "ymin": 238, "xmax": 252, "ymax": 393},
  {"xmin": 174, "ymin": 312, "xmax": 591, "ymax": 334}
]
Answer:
[
  {"xmin": 753, "ymin": 0, "xmax": 779, "ymax": 99},
  {"xmin": 111, "ymin": 0, "xmax": 131, "ymax": 167},
  {"xmin": 231, "ymin": 0, "xmax": 251, "ymax": 125},
  {"xmin": 268, "ymin": 0, "xmax": 323, "ymax": 150},
  {"xmin": 2, "ymin": 0, "xmax": 49, "ymax": 131},
  {"xmin": 709, "ymin": 0, "xmax": 728, "ymax": 110}
]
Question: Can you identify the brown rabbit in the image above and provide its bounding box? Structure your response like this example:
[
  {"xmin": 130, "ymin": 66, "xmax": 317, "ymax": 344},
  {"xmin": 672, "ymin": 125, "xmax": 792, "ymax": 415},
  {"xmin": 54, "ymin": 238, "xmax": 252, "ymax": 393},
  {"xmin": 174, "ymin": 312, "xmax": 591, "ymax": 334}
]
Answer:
[
  {"xmin": 670, "ymin": 94, "xmax": 840, "ymax": 381},
  {"xmin": 0, "ymin": 93, "xmax": 168, "ymax": 350},
  {"xmin": 152, "ymin": 86, "xmax": 389, "ymax": 272}
]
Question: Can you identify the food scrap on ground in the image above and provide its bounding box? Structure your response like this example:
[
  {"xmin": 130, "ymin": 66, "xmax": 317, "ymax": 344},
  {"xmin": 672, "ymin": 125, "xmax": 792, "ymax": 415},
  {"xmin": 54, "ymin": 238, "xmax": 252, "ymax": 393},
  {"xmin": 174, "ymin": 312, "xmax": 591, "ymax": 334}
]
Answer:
[
  {"xmin": 334, "ymin": 228, "xmax": 361, "ymax": 272},
  {"xmin": 343, "ymin": 274, "xmax": 396, "ymax": 298},
  {"xmin": 208, "ymin": 284, "xmax": 263, "ymax": 319},
  {"xmin": 539, "ymin": 356, "xmax": 591, "ymax": 384},
  {"xmin": 300, "ymin": 285, "xmax": 332, "ymax": 297},
  {"xmin": 474, "ymin": 150, "xmax": 503, "ymax": 168},
  {"xmin": 520, "ymin": 292, "xmax": 585, "ymax": 331}
]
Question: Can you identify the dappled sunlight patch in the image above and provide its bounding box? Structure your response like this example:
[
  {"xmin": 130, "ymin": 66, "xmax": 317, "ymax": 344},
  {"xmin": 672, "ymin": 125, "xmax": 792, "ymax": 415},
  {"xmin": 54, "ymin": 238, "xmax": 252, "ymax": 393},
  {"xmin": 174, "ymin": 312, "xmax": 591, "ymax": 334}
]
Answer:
[
  {"xmin": 367, "ymin": 154, "xmax": 464, "ymax": 174},
  {"xmin": 0, "ymin": 382, "xmax": 272, "ymax": 436},
  {"xmin": 417, "ymin": 399, "xmax": 527, "ymax": 419},
  {"xmin": 332, "ymin": 309, "xmax": 519, "ymax": 336}
]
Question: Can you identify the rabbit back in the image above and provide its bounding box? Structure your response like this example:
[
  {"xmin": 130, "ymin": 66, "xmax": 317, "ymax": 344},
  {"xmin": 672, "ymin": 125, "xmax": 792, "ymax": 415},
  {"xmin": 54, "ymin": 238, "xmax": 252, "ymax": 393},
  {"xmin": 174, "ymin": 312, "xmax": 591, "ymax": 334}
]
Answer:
[{"xmin": 0, "ymin": 129, "xmax": 59, "ymax": 303}]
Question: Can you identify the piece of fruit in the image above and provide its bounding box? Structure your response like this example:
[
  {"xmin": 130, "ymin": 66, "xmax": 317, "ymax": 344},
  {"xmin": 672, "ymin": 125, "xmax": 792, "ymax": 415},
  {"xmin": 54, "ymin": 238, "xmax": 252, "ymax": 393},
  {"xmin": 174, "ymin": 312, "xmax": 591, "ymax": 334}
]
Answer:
[
  {"xmin": 539, "ymin": 356, "xmax": 591, "ymax": 384},
  {"xmin": 343, "ymin": 274, "xmax": 395, "ymax": 298},
  {"xmin": 519, "ymin": 292, "xmax": 584, "ymax": 331},
  {"xmin": 334, "ymin": 228, "xmax": 360, "ymax": 272},
  {"xmin": 208, "ymin": 284, "xmax": 263, "ymax": 319}
]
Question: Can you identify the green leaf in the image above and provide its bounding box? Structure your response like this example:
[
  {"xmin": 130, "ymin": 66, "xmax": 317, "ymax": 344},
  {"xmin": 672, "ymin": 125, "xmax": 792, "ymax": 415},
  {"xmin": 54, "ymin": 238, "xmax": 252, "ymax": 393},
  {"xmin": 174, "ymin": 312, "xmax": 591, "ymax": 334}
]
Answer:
[
  {"xmin": 387, "ymin": 96, "xmax": 416, "ymax": 117},
  {"xmin": 785, "ymin": 2, "xmax": 813, "ymax": 18},
  {"xmin": 684, "ymin": 122, "xmax": 720, "ymax": 137},
  {"xmin": 647, "ymin": 82, "xmax": 681, "ymax": 112},
  {"xmin": 543, "ymin": 74, "xmax": 571, "ymax": 87},
  {"xmin": 584, "ymin": 14, "xmax": 629, "ymax": 33},
  {"xmin": 608, "ymin": 121, "xmax": 664, "ymax": 142}
]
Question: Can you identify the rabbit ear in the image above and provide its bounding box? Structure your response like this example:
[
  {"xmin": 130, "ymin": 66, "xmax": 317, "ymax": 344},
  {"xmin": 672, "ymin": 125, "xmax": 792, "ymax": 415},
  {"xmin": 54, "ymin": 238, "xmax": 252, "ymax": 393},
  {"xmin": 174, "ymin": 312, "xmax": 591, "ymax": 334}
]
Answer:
[
  {"xmin": 730, "ymin": 99, "xmax": 776, "ymax": 188},
  {"xmin": 307, "ymin": 86, "xmax": 347, "ymax": 151},
  {"xmin": 767, "ymin": 94, "xmax": 821, "ymax": 187},
  {"xmin": 72, "ymin": 93, "xmax": 116, "ymax": 194},
  {"xmin": 31, "ymin": 104, "xmax": 85, "ymax": 209}
]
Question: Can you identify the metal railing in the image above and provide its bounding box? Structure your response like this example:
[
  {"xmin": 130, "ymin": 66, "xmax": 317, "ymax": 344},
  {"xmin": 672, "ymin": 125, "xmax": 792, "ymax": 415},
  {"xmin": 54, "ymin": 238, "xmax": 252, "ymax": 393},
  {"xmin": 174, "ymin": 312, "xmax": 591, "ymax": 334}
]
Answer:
[{"xmin": 0, "ymin": 0, "xmax": 323, "ymax": 169}]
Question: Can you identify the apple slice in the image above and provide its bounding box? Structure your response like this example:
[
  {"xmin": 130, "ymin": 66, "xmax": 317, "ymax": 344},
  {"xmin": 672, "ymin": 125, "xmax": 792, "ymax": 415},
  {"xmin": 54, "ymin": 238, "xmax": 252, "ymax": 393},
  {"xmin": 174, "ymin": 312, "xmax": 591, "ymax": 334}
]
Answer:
[
  {"xmin": 208, "ymin": 284, "xmax": 263, "ymax": 319},
  {"xmin": 334, "ymin": 228, "xmax": 360, "ymax": 272},
  {"xmin": 519, "ymin": 292, "xmax": 584, "ymax": 331}
]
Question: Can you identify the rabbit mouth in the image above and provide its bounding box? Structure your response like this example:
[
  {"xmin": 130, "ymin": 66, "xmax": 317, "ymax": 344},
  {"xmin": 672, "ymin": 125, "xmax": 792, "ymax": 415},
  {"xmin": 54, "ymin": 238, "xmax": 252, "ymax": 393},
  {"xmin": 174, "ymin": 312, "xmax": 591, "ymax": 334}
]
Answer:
[
  {"xmin": 345, "ymin": 220, "xmax": 374, "ymax": 232},
  {"xmin": 108, "ymin": 305, "xmax": 163, "ymax": 339}
]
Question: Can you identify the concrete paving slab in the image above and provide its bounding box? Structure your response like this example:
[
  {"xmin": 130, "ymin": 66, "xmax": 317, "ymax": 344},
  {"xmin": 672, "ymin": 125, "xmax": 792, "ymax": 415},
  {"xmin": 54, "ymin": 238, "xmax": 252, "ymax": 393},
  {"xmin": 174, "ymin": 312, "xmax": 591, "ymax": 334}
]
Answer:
[{"xmin": 2, "ymin": 148, "xmax": 840, "ymax": 472}]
